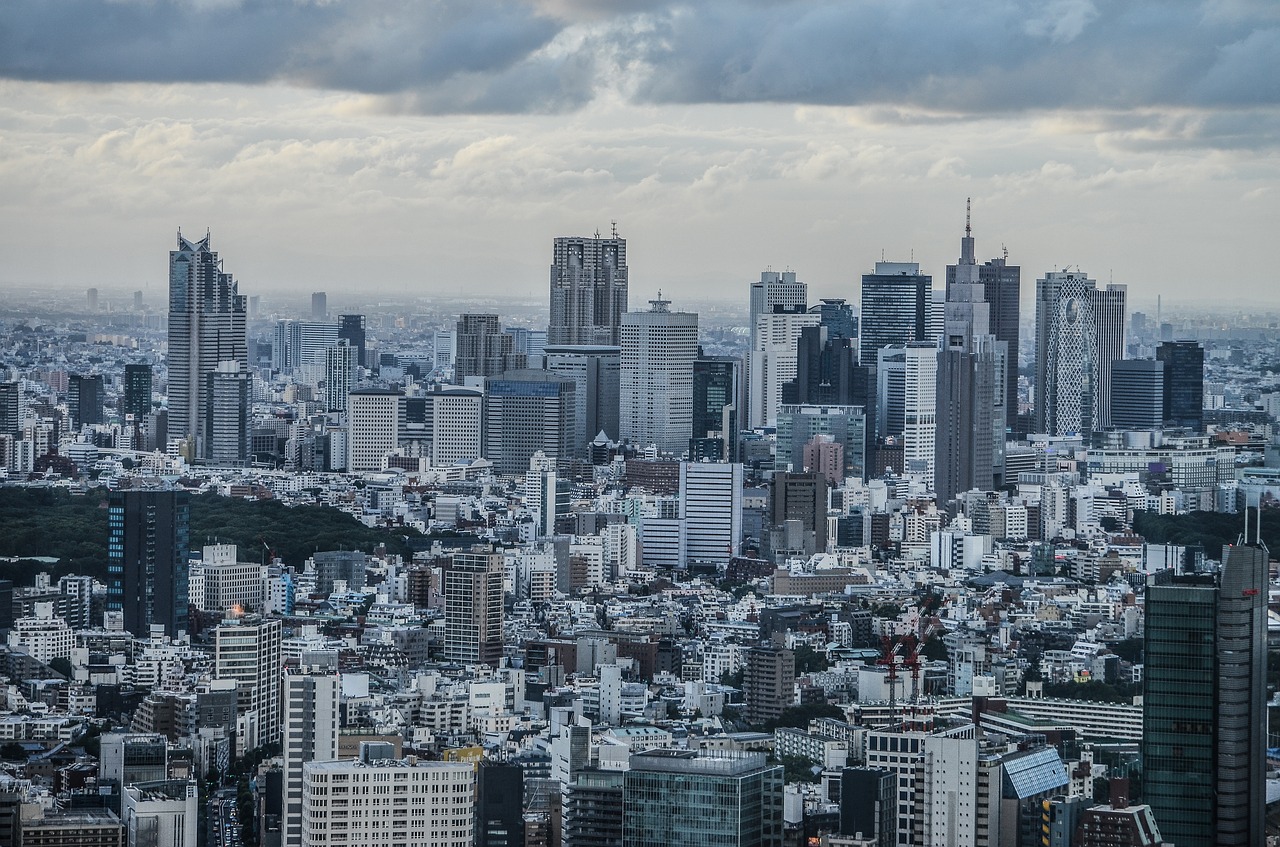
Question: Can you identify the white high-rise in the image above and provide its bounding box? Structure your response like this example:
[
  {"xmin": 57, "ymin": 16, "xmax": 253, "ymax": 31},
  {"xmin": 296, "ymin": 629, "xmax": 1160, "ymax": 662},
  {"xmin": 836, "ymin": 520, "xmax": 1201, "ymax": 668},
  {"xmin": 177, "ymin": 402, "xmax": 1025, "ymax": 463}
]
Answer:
[
  {"xmin": 1035, "ymin": 270, "xmax": 1097, "ymax": 438},
  {"xmin": 620, "ymin": 297, "xmax": 699, "ymax": 455},
  {"xmin": 1092, "ymin": 283, "xmax": 1127, "ymax": 431},
  {"xmin": 346, "ymin": 389, "xmax": 401, "ymax": 472},
  {"xmin": 903, "ymin": 342, "xmax": 938, "ymax": 489},
  {"xmin": 324, "ymin": 342, "xmax": 358, "ymax": 412},
  {"xmin": 282, "ymin": 652, "xmax": 340, "ymax": 847},
  {"xmin": 749, "ymin": 309, "xmax": 822, "ymax": 429},
  {"xmin": 680, "ymin": 461, "xmax": 744, "ymax": 568},
  {"xmin": 214, "ymin": 616, "xmax": 282, "ymax": 752}
]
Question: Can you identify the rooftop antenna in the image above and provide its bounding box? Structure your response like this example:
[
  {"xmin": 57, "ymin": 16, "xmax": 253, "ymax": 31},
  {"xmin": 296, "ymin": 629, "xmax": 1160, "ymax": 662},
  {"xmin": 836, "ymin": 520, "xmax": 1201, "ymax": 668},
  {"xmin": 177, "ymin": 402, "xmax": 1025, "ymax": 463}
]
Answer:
[
  {"xmin": 965, "ymin": 197, "xmax": 971, "ymax": 236},
  {"xmin": 1002, "ymin": 244, "xmax": 1008, "ymax": 261},
  {"xmin": 611, "ymin": 219, "xmax": 618, "ymax": 238}
]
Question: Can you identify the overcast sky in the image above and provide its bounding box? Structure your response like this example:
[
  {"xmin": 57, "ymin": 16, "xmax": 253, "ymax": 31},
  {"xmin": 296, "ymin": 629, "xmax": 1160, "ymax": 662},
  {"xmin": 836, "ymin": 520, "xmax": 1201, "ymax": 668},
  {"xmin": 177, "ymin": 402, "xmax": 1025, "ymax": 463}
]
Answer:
[{"xmin": 1, "ymin": 0, "xmax": 1277, "ymax": 310}]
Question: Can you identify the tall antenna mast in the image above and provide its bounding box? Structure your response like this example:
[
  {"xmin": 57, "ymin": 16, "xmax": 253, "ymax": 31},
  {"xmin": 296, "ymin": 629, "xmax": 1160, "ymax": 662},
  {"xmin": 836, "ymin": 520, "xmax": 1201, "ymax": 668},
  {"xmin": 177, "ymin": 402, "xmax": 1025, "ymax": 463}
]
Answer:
[{"xmin": 965, "ymin": 197, "xmax": 971, "ymax": 236}]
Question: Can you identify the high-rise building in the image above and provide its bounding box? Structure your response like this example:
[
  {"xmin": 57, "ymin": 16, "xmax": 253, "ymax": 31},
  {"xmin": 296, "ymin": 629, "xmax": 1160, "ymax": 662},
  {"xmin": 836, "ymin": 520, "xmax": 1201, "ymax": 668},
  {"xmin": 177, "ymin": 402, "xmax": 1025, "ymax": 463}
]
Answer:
[
  {"xmin": 444, "ymin": 549, "xmax": 505, "ymax": 666},
  {"xmin": 214, "ymin": 615, "xmax": 283, "ymax": 752},
  {"xmin": 859, "ymin": 262, "xmax": 931, "ymax": 366},
  {"xmin": 680, "ymin": 461, "xmax": 743, "ymax": 569},
  {"xmin": 337, "ymin": 314, "xmax": 367, "ymax": 367},
  {"xmin": 875, "ymin": 346, "xmax": 907, "ymax": 441},
  {"xmin": 68, "ymin": 373, "xmax": 105, "ymax": 430},
  {"xmin": 946, "ymin": 212, "xmax": 1019, "ymax": 414},
  {"xmin": 0, "ymin": 383, "xmax": 19, "ymax": 436},
  {"xmin": 323, "ymin": 342, "xmax": 357, "ymax": 412},
  {"xmin": 281, "ymin": 652, "xmax": 340, "ymax": 847},
  {"xmin": 400, "ymin": 386, "xmax": 484, "ymax": 468},
  {"xmin": 1093, "ymin": 283, "xmax": 1128, "ymax": 430},
  {"xmin": 692, "ymin": 350, "xmax": 741, "ymax": 461},
  {"xmin": 770, "ymin": 472, "xmax": 828, "ymax": 560},
  {"xmin": 744, "ymin": 641, "xmax": 796, "ymax": 727},
  {"xmin": 302, "ymin": 754, "xmax": 475, "ymax": 847},
  {"xmin": 167, "ymin": 232, "xmax": 247, "ymax": 458},
  {"xmin": 87, "ymin": 287, "xmax": 99, "ymax": 311},
  {"xmin": 783, "ymin": 325, "xmax": 869, "ymax": 409},
  {"xmin": 1109, "ymin": 360, "xmax": 1165, "ymax": 430},
  {"xmin": 620, "ymin": 297, "xmax": 699, "ymax": 455},
  {"xmin": 123, "ymin": 364, "xmax": 153, "ymax": 420},
  {"xmin": 455, "ymin": 314, "xmax": 526, "ymax": 384},
  {"xmin": 310, "ymin": 291, "xmax": 327, "ymax": 319},
  {"xmin": 107, "ymin": 489, "xmax": 189, "ymax": 638},
  {"xmin": 483, "ymin": 369, "xmax": 577, "ymax": 475},
  {"xmin": 563, "ymin": 768, "xmax": 624, "ymax": 847},
  {"xmin": 839, "ymin": 768, "xmax": 896, "ymax": 846},
  {"xmin": 543, "ymin": 345, "xmax": 621, "ymax": 449},
  {"xmin": 749, "ymin": 270, "xmax": 807, "ymax": 350},
  {"xmin": 346, "ymin": 389, "xmax": 401, "ymax": 472},
  {"xmin": 549, "ymin": 233, "xmax": 629, "ymax": 346},
  {"xmin": 1035, "ymin": 270, "xmax": 1097, "ymax": 438},
  {"xmin": 1143, "ymin": 509, "xmax": 1267, "ymax": 847},
  {"xmin": 478, "ymin": 763, "xmax": 525, "ymax": 847},
  {"xmin": 749, "ymin": 306, "xmax": 821, "ymax": 429},
  {"xmin": 902, "ymin": 342, "xmax": 938, "ymax": 489},
  {"xmin": 203, "ymin": 361, "xmax": 249, "ymax": 465},
  {"xmin": 775, "ymin": 404, "xmax": 866, "ymax": 481},
  {"xmin": 812, "ymin": 297, "xmax": 856, "ymax": 340},
  {"xmin": 272, "ymin": 320, "xmax": 339, "ymax": 371},
  {"xmin": 623, "ymin": 750, "xmax": 783, "ymax": 847},
  {"xmin": 1157, "ymin": 340, "xmax": 1205, "ymax": 431}
]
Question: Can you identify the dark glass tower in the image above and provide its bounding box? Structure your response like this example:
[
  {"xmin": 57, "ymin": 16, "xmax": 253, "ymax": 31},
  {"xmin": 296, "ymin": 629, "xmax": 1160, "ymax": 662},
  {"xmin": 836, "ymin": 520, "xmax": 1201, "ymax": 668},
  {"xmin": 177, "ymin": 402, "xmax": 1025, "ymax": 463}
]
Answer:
[
  {"xmin": 859, "ymin": 262, "xmax": 931, "ymax": 367},
  {"xmin": 477, "ymin": 763, "xmax": 525, "ymax": 847},
  {"xmin": 1157, "ymin": 340, "xmax": 1205, "ymax": 432},
  {"xmin": 68, "ymin": 374, "xmax": 104, "ymax": 429},
  {"xmin": 107, "ymin": 489, "xmax": 190, "ymax": 637},
  {"xmin": 691, "ymin": 349, "xmax": 740, "ymax": 461},
  {"xmin": 337, "ymin": 314, "xmax": 367, "ymax": 368},
  {"xmin": 123, "ymin": 364, "xmax": 153, "ymax": 420},
  {"xmin": 1143, "ymin": 509, "xmax": 1267, "ymax": 847},
  {"xmin": 1109, "ymin": 359, "xmax": 1165, "ymax": 430}
]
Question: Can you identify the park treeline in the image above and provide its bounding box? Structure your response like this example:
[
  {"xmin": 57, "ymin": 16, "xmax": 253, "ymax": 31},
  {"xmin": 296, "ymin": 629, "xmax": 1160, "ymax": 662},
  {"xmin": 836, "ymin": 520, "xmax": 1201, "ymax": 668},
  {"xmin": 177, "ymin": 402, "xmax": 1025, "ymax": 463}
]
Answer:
[
  {"xmin": 1131, "ymin": 509, "xmax": 1279, "ymax": 560},
  {"xmin": 0, "ymin": 487, "xmax": 419, "ymax": 585}
]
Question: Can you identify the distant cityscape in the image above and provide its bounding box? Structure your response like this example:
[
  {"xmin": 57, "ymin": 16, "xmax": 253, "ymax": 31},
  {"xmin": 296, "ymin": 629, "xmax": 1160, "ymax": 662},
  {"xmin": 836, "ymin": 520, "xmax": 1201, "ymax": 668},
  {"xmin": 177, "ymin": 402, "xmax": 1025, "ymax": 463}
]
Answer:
[{"xmin": 0, "ymin": 211, "xmax": 1278, "ymax": 847}]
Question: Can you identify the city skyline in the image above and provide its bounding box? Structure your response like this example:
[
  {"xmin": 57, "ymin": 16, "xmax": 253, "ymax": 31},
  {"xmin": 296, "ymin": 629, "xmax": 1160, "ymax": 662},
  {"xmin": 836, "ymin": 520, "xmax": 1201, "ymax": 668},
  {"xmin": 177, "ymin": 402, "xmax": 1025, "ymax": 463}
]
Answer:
[{"xmin": 0, "ymin": 2, "xmax": 1277, "ymax": 305}]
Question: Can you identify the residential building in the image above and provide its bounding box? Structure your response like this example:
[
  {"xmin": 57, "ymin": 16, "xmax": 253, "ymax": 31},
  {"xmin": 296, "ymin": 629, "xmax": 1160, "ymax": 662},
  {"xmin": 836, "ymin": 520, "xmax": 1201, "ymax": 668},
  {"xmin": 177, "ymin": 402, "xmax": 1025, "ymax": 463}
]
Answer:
[
  {"xmin": 324, "ymin": 341, "xmax": 358, "ymax": 412},
  {"xmin": 282, "ymin": 652, "xmax": 340, "ymax": 847},
  {"xmin": 444, "ymin": 549, "xmax": 505, "ymax": 666},
  {"xmin": 743, "ymin": 642, "xmax": 795, "ymax": 726},
  {"xmin": 214, "ymin": 615, "xmax": 283, "ymax": 752},
  {"xmin": 123, "ymin": 363, "xmax": 153, "ymax": 420}
]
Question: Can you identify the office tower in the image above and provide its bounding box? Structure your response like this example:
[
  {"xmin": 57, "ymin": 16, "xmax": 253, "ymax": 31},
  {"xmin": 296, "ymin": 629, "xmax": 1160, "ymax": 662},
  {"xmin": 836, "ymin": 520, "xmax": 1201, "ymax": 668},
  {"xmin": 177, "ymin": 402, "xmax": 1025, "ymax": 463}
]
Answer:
[
  {"xmin": 272, "ymin": 320, "xmax": 340, "ymax": 371},
  {"xmin": 524, "ymin": 454, "xmax": 569, "ymax": 537},
  {"xmin": 444, "ymin": 549, "xmax": 505, "ymax": 666},
  {"xmin": 620, "ymin": 297, "xmax": 699, "ymax": 455},
  {"xmin": 484, "ymin": 370, "xmax": 577, "ymax": 475},
  {"xmin": 203, "ymin": 361, "xmax": 249, "ymax": 465},
  {"xmin": 934, "ymin": 215, "xmax": 1008, "ymax": 501},
  {"xmin": 1143, "ymin": 509, "xmax": 1267, "ymax": 847},
  {"xmin": 346, "ymin": 389, "xmax": 401, "ymax": 472},
  {"xmin": 770, "ymin": 472, "xmax": 828, "ymax": 559},
  {"xmin": 1035, "ymin": 270, "xmax": 1097, "ymax": 438},
  {"xmin": 100, "ymin": 732, "xmax": 169, "ymax": 787},
  {"xmin": 107, "ymin": 489, "xmax": 189, "ymax": 638},
  {"xmin": 875, "ymin": 347, "xmax": 906, "ymax": 440},
  {"xmin": 433, "ymin": 329, "xmax": 455, "ymax": 368},
  {"xmin": 123, "ymin": 781, "xmax": 199, "ymax": 847},
  {"xmin": 1157, "ymin": 340, "xmax": 1205, "ymax": 431},
  {"xmin": 1109, "ymin": 360, "xmax": 1165, "ymax": 430},
  {"xmin": 281, "ymin": 653, "xmax": 340, "ymax": 847},
  {"xmin": 691, "ymin": 350, "xmax": 741, "ymax": 461},
  {"xmin": 543, "ymin": 345, "xmax": 621, "ymax": 449},
  {"xmin": 323, "ymin": 342, "xmax": 357, "ymax": 412},
  {"xmin": 133, "ymin": 290, "xmax": 143, "ymax": 310},
  {"xmin": 902, "ymin": 342, "xmax": 938, "ymax": 489},
  {"xmin": 455, "ymin": 313, "xmax": 526, "ymax": 383},
  {"xmin": 749, "ymin": 306, "xmax": 821, "ymax": 428},
  {"xmin": 744, "ymin": 642, "xmax": 796, "ymax": 726},
  {"xmin": 302, "ymin": 755, "xmax": 475, "ymax": 847},
  {"xmin": 783, "ymin": 325, "xmax": 870, "ymax": 409},
  {"xmin": 214, "ymin": 615, "xmax": 283, "ymax": 752},
  {"xmin": 310, "ymin": 291, "xmax": 327, "ymax": 319},
  {"xmin": 680, "ymin": 461, "xmax": 744, "ymax": 569},
  {"xmin": 749, "ymin": 270, "xmax": 808, "ymax": 350},
  {"xmin": 859, "ymin": 261, "xmax": 931, "ymax": 366},
  {"xmin": 623, "ymin": 750, "xmax": 784, "ymax": 847},
  {"xmin": 1093, "ymin": 283, "xmax": 1128, "ymax": 429},
  {"xmin": 309, "ymin": 551, "xmax": 368, "ymax": 594},
  {"xmin": 550, "ymin": 233, "xmax": 629, "ymax": 346},
  {"xmin": 946, "ymin": 208, "xmax": 1020, "ymax": 414},
  {"xmin": 167, "ymin": 231, "xmax": 247, "ymax": 457},
  {"xmin": 87, "ymin": 287, "xmax": 99, "ymax": 311},
  {"xmin": 0, "ymin": 383, "xmax": 19, "ymax": 436},
  {"xmin": 68, "ymin": 373, "xmax": 105, "ymax": 429},
  {"xmin": 337, "ymin": 314, "xmax": 367, "ymax": 367},
  {"xmin": 813, "ymin": 297, "xmax": 856, "ymax": 339},
  {"xmin": 839, "ymin": 768, "xmax": 895, "ymax": 846},
  {"xmin": 927, "ymin": 289, "xmax": 946, "ymax": 345},
  {"xmin": 478, "ymin": 763, "xmax": 525, "ymax": 847},
  {"xmin": 123, "ymin": 364, "xmax": 152, "ymax": 420},
  {"xmin": 563, "ymin": 769, "xmax": 624, "ymax": 847},
  {"xmin": 400, "ymin": 386, "xmax": 484, "ymax": 468},
  {"xmin": 776, "ymin": 405, "xmax": 866, "ymax": 481}
]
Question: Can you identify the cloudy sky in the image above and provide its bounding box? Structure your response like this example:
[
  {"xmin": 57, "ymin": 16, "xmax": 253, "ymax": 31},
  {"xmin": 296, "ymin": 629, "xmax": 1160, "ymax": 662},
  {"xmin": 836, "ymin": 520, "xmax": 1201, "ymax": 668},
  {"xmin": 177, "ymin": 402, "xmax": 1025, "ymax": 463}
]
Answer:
[{"xmin": 1, "ymin": 0, "xmax": 1277, "ymax": 310}]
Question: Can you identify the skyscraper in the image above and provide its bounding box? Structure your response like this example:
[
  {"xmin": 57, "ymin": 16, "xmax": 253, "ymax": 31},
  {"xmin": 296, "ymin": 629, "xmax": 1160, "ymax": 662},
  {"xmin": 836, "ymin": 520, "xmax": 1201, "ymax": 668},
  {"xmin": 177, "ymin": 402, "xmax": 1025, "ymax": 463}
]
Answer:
[
  {"xmin": 549, "ymin": 233, "xmax": 629, "ymax": 346},
  {"xmin": 0, "ymin": 383, "xmax": 19, "ymax": 436},
  {"xmin": 444, "ymin": 549, "xmax": 505, "ymax": 666},
  {"xmin": 623, "ymin": 750, "xmax": 784, "ymax": 847},
  {"xmin": 68, "ymin": 373, "xmax": 104, "ymax": 430},
  {"xmin": 336, "ymin": 314, "xmax": 367, "ymax": 367},
  {"xmin": 1034, "ymin": 270, "xmax": 1096, "ymax": 438},
  {"xmin": 543, "ymin": 345, "xmax": 621, "ymax": 449},
  {"xmin": 1109, "ymin": 360, "xmax": 1165, "ymax": 430},
  {"xmin": 323, "ymin": 342, "xmax": 357, "ymax": 412},
  {"xmin": 214, "ymin": 615, "xmax": 282, "ymax": 752},
  {"xmin": 167, "ymin": 232, "xmax": 247, "ymax": 459},
  {"xmin": 1157, "ymin": 340, "xmax": 1205, "ymax": 431},
  {"xmin": 813, "ymin": 297, "xmax": 856, "ymax": 340},
  {"xmin": 123, "ymin": 364, "xmax": 153, "ymax": 420},
  {"xmin": 859, "ymin": 262, "xmax": 931, "ymax": 366},
  {"xmin": 272, "ymin": 320, "xmax": 339, "ymax": 372},
  {"xmin": 483, "ymin": 369, "xmax": 577, "ymax": 474},
  {"xmin": 749, "ymin": 306, "xmax": 821, "ymax": 429},
  {"xmin": 620, "ymin": 297, "xmax": 698, "ymax": 455},
  {"xmin": 946, "ymin": 221, "xmax": 1020, "ymax": 414},
  {"xmin": 281, "ymin": 652, "xmax": 340, "ymax": 847},
  {"xmin": 902, "ymin": 342, "xmax": 938, "ymax": 489},
  {"xmin": 1142, "ymin": 506, "xmax": 1268, "ymax": 847},
  {"xmin": 775, "ymin": 404, "xmax": 866, "ymax": 481},
  {"xmin": 454, "ymin": 314, "xmax": 525, "ymax": 383},
  {"xmin": 107, "ymin": 488, "xmax": 190, "ymax": 638},
  {"xmin": 749, "ymin": 270, "xmax": 808, "ymax": 350},
  {"xmin": 310, "ymin": 291, "xmax": 327, "ymax": 319},
  {"xmin": 1092, "ymin": 283, "xmax": 1128, "ymax": 430},
  {"xmin": 346, "ymin": 389, "xmax": 401, "ymax": 472},
  {"xmin": 783, "ymin": 325, "xmax": 869, "ymax": 409},
  {"xmin": 203, "ymin": 361, "xmax": 249, "ymax": 466},
  {"xmin": 691, "ymin": 350, "xmax": 741, "ymax": 461},
  {"xmin": 680, "ymin": 461, "xmax": 743, "ymax": 569}
]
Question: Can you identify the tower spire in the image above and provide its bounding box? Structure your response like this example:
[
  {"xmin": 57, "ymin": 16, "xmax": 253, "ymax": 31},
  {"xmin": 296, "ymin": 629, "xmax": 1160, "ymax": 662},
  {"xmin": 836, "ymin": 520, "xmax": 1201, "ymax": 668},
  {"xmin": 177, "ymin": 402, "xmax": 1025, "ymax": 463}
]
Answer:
[
  {"xmin": 965, "ymin": 197, "xmax": 971, "ymax": 237},
  {"xmin": 959, "ymin": 198, "xmax": 975, "ymax": 266}
]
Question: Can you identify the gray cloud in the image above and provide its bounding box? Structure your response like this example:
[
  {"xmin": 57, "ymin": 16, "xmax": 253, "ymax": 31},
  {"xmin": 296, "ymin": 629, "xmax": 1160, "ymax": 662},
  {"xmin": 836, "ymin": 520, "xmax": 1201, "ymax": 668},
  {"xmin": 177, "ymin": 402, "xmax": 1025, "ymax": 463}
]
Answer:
[{"xmin": 0, "ymin": 0, "xmax": 1277, "ymax": 118}]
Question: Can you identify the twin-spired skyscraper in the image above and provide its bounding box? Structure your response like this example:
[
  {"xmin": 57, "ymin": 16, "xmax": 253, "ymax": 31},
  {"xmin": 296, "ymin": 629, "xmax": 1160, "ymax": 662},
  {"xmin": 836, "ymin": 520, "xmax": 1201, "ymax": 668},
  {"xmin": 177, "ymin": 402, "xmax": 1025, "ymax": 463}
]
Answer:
[{"xmin": 549, "ymin": 233, "xmax": 629, "ymax": 346}]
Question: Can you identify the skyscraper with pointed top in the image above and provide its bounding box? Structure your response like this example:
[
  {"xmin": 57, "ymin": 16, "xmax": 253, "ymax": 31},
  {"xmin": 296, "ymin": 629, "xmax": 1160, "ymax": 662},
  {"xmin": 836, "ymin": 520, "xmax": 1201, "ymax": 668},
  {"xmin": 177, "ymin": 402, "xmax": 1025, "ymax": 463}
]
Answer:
[{"xmin": 167, "ymin": 231, "xmax": 247, "ymax": 461}]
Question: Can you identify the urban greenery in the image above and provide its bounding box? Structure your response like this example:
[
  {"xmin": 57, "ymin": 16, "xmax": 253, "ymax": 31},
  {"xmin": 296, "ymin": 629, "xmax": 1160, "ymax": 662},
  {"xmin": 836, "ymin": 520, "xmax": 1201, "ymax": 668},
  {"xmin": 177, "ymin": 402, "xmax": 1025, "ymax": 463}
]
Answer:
[{"xmin": 1132, "ymin": 508, "xmax": 1280, "ymax": 560}]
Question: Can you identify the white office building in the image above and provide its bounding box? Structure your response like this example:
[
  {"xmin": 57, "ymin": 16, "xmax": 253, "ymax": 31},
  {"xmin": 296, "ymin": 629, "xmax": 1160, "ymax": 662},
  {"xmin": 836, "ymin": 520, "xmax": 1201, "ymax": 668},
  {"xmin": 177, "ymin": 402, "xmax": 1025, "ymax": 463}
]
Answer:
[
  {"xmin": 346, "ymin": 389, "xmax": 401, "ymax": 472},
  {"xmin": 282, "ymin": 653, "xmax": 340, "ymax": 847},
  {"xmin": 749, "ymin": 309, "xmax": 821, "ymax": 429},
  {"xmin": 680, "ymin": 461, "xmax": 744, "ymax": 569},
  {"xmin": 620, "ymin": 297, "xmax": 698, "ymax": 455}
]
